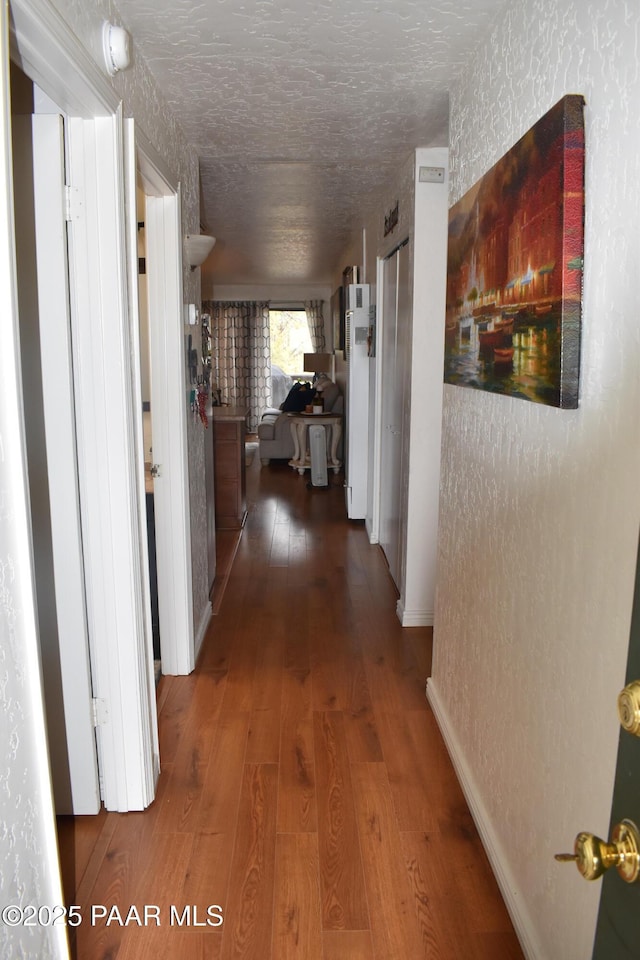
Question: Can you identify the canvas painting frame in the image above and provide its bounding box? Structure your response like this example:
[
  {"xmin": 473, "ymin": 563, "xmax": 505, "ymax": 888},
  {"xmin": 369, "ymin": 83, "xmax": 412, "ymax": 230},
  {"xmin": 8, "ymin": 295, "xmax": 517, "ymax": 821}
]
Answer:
[{"xmin": 444, "ymin": 95, "xmax": 585, "ymax": 409}]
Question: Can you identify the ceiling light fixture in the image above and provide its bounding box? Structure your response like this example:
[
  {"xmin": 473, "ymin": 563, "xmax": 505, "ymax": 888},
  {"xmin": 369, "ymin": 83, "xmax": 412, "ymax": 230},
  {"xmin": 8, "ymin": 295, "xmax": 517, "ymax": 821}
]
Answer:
[
  {"xmin": 102, "ymin": 22, "xmax": 131, "ymax": 76},
  {"xmin": 185, "ymin": 234, "xmax": 216, "ymax": 270}
]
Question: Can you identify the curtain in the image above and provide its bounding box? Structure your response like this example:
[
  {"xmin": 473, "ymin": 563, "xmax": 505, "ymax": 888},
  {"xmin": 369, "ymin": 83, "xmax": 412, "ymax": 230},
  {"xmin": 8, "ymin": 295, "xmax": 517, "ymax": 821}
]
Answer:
[
  {"xmin": 204, "ymin": 301, "xmax": 271, "ymax": 432},
  {"xmin": 304, "ymin": 300, "xmax": 326, "ymax": 352}
]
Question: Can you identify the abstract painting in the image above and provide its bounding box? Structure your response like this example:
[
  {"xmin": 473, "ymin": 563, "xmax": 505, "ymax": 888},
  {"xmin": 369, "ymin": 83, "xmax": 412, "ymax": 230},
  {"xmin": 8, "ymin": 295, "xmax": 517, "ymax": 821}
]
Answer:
[{"xmin": 444, "ymin": 95, "xmax": 585, "ymax": 408}]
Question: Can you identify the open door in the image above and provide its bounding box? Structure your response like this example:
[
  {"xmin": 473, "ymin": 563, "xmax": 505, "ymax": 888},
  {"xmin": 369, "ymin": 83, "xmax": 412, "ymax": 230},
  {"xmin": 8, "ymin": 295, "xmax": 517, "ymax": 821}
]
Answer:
[
  {"xmin": 591, "ymin": 533, "xmax": 640, "ymax": 957},
  {"xmin": 556, "ymin": 530, "xmax": 640, "ymax": 955}
]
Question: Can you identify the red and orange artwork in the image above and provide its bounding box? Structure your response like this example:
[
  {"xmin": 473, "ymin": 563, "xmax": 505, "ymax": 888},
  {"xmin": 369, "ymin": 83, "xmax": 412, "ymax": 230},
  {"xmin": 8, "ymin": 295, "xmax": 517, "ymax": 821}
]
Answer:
[{"xmin": 445, "ymin": 95, "xmax": 585, "ymax": 408}]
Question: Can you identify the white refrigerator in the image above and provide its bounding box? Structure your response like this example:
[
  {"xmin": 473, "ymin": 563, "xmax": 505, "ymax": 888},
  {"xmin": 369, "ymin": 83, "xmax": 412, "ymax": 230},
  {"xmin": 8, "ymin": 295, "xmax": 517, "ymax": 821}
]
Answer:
[{"xmin": 344, "ymin": 283, "xmax": 371, "ymax": 519}]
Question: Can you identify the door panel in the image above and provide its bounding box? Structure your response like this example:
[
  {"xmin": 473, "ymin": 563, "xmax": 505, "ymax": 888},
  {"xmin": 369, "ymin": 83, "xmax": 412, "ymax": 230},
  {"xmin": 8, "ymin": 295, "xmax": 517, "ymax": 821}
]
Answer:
[
  {"xmin": 32, "ymin": 113, "xmax": 100, "ymax": 814},
  {"xmin": 13, "ymin": 106, "xmax": 100, "ymax": 814},
  {"xmin": 64, "ymin": 112, "xmax": 159, "ymax": 810},
  {"xmin": 592, "ymin": 535, "xmax": 640, "ymax": 957}
]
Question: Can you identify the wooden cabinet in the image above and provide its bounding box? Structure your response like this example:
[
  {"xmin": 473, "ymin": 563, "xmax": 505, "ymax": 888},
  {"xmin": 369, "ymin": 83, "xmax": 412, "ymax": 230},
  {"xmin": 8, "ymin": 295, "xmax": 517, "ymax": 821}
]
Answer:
[{"xmin": 212, "ymin": 406, "xmax": 248, "ymax": 529}]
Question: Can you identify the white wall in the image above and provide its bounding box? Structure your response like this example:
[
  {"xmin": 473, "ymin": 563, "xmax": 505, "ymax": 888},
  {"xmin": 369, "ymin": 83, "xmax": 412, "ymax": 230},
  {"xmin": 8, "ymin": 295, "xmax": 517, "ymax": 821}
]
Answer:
[
  {"xmin": 429, "ymin": 2, "xmax": 640, "ymax": 959},
  {"xmin": 401, "ymin": 147, "xmax": 448, "ymax": 625}
]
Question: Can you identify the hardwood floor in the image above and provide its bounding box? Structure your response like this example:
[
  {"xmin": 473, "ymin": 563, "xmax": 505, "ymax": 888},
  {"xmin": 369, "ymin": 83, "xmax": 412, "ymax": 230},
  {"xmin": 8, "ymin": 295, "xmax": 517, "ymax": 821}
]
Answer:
[{"xmin": 57, "ymin": 456, "xmax": 524, "ymax": 960}]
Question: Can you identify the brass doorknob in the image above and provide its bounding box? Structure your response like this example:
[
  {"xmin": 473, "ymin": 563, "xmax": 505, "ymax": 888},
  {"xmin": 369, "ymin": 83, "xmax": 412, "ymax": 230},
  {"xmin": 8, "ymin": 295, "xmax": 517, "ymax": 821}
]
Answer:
[
  {"xmin": 555, "ymin": 820, "xmax": 640, "ymax": 883},
  {"xmin": 618, "ymin": 680, "xmax": 640, "ymax": 736}
]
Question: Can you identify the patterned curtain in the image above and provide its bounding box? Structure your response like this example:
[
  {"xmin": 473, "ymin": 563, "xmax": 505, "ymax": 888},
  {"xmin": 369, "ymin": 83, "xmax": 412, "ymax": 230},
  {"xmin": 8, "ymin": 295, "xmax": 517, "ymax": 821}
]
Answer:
[
  {"xmin": 203, "ymin": 301, "xmax": 271, "ymax": 432},
  {"xmin": 304, "ymin": 300, "xmax": 326, "ymax": 352}
]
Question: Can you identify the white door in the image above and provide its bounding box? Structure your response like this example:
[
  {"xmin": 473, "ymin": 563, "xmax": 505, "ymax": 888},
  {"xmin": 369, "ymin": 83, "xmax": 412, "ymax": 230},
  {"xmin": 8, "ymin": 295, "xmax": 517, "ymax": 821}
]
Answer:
[
  {"xmin": 33, "ymin": 112, "xmax": 100, "ymax": 813},
  {"xmin": 144, "ymin": 189, "xmax": 195, "ymax": 675},
  {"xmin": 12, "ymin": 106, "xmax": 100, "ymax": 814}
]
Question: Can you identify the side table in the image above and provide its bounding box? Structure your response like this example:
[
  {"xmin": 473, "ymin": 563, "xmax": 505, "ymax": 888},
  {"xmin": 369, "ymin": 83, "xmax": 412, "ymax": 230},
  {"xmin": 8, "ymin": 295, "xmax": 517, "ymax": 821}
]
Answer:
[{"xmin": 287, "ymin": 413, "xmax": 342, "ymax": 476}]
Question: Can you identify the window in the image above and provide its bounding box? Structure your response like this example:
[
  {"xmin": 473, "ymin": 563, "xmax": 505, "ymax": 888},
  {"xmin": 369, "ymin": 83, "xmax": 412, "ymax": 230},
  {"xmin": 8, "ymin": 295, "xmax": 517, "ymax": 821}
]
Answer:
[{"xmin": 269, "ymin": 309, "xmax": 311, "ymax": 376}]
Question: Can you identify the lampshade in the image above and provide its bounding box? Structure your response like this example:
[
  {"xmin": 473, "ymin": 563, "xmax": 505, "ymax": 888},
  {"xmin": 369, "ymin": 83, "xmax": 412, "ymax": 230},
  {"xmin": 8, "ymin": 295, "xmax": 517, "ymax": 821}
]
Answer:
[
  {"xmin": 303, "ymin": 353, "xmax": 333, "ymax": 375},
  {"xmin": 184, "ymin": 234, "xmax": 216, "ymax": 269}
]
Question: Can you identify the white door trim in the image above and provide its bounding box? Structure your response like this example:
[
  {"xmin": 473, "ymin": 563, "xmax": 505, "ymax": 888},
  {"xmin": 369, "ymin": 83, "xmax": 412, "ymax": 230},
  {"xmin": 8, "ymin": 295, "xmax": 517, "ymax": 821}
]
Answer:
[
  {"xmin": 32, "ymin": 112, "xmax": 100, "ymax": 814},
  {"xmin": 145, "ymin": 189, "xmax": 195, "ymax": 676},
  {"xmin": 123, "ymin": 117, "xmax": 160, "ymax": 769},
  {"xmin": 131, "ymin": 124, "xmax": 195, "ymax": 675},
  {"xmin": 65, "ymin": 110, "xmax": 157, "ymax": 810},
  {"xmin": 9, "ymin": 0, "xmax": 169, "ymax": 810}
]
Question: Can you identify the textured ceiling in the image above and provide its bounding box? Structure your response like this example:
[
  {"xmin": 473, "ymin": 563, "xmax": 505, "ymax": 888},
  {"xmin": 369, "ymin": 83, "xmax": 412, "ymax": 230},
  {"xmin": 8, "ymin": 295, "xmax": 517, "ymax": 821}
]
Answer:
[{"xmin": 116, "ymin": 0, "xmax": 508, "ymax": 285}]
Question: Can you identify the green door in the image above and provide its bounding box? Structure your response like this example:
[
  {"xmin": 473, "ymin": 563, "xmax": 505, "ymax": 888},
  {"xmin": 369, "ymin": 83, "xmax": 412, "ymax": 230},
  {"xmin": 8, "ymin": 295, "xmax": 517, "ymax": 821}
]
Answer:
[{"xmin": 592, "ymin": 535, "xmax": 640, "ymax": 958}]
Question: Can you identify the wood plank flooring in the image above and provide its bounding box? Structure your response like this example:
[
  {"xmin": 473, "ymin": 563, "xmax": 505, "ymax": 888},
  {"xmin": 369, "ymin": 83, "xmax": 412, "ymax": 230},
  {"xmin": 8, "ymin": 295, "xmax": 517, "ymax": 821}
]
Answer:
[{"xmin": 57, "ymin": 456, "xmax": 524, "ymax": 960}]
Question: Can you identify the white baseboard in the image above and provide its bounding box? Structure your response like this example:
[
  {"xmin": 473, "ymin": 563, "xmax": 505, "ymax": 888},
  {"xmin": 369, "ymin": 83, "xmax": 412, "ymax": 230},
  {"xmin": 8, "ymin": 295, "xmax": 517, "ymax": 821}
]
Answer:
[
  {"xmin": 396, "ymin": 598, "xmax": 434, "ymax": 626},
  {"xmin": 194, "ymin": 600, "xmax": 212, "ymax": 663},
  {"xmin": 365, "ymin": 516, "xmax": 378, "ymax": 543},
  {"xmin": 426, "ymin": 678, "xmax": 544, "ymax": 960}
]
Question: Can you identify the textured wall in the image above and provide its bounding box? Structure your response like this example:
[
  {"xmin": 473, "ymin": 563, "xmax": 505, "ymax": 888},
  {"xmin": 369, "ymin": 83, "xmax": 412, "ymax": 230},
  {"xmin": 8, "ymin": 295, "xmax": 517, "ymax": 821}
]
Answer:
[
  {"xmin": 0, "ymin": 496, "xmax": 66, "ymax": 960},
  {"xmin": 432, "ymin": 1, "xmax": 640, "ymax": 958}
]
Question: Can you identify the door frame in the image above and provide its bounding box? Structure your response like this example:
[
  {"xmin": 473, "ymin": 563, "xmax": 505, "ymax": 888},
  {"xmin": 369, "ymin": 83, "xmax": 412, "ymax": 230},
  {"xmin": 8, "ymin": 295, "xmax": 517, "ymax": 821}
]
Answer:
[
  {"xmin": 134, "ymin": 129, "xmax": 195, "ymax": 676},
  {"xmin": 9, "ymin": 0, "xmax": 181, "ymax": 809}
]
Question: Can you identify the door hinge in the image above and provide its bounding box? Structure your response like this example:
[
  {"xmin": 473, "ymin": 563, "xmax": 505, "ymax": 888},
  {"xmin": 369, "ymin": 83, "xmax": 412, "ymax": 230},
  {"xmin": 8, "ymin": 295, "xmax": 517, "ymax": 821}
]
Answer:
[
  {"xmin": 65, "ymin": 184, "xmax": 83, "ymax": 222},
  {"xmin": 92, "ymin": 697, "xmax": 109, "ymax": 727}
]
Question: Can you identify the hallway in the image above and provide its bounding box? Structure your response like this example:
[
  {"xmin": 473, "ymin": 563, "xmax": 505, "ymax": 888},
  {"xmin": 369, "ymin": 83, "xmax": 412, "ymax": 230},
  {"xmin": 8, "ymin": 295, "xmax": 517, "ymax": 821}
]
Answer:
[{"xmin": 58, "ymin": 456, "xmax": 523, "ymax": 960}]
